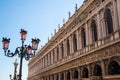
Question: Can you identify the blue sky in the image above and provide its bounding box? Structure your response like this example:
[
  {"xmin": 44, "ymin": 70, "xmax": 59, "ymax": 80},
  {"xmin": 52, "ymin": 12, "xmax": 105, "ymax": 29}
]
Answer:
[{"xmin": 0, "ymin": 0, "xmax": 84, "ymax": 80}]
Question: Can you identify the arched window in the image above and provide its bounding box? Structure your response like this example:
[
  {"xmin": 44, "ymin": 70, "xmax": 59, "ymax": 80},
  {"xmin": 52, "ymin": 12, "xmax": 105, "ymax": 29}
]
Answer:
[
  {"xmin": 73, "ymin": 34, "xmax": 77, "ymax": 52},
  {"xmin": 81, "ymin": 28, "xmax": 86, "ymax": 48},
  {"xmin": 67, "ymin": 39, "xmax": 70, "ymax": 56},
  {"xmin": 93, "ymin": 64, "xmax": 102, "ymax": 76},
  {"xmin": 104, "ymin": 8, "xmax": 113, "ymax": 35},
  {"xmin": 91, "ymin": 20, "xmax": 98, "ymax": 42},
  {"xmin": 67, "ymin": 71, "xmax": 70, "ymax": 80},
  {"xmin": 108, "ymin": 60, "xmax": 120, "ymax": 75},
  {"xmin": 82, "ymin": 67, "xmax": 89, "ymax": 78},
  {"xmin": 61, "ymin": 72, "xmax": 64, "ymax": 80},
  {"xmin": 56, "ymin": 74, "xmax": 59, "ymax": 80},
  {"xmin": 61, "ymin": 43, "xmax": 64, "ymax": 59},
  {"xmin": 57, "ymin": 47, "xmax": 59, "ymax": 61},
  {"xmin": 73, "ymin": 69, "xmax": 78, "ymax": 79}
]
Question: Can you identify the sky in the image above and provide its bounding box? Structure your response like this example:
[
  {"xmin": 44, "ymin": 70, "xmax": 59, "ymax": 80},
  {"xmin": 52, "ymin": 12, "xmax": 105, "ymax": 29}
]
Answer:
[{"xmin": 0, "ymin": 0, "xmax": 84, "ymax": 80}]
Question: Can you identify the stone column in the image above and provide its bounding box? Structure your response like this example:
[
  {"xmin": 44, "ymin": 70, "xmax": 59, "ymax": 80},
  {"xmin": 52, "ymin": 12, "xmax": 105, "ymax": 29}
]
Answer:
[
  {"xmin": 54, "ymin": 48, "xmax": 57, "ymax": 62},
  {"xmin": 46, "ymin": 56, "xmax": 48, "ymax": 67},
  {"xmin": 71, "ymin": 35, "xmax": 74, "ymax": 54},
  {"xmin": 43, "ymin": 58, "xmax": 45, "ymax": 68},
  {"xmin": 88, "ymin": 22, "xmax": 92, "ymax": 44},
  {"xmin": 97, "ymin": 12, "xmax": 102, "ymax": 40},
  {"xmin": 76, "ymin": 30, "xmax": 79, "ymax": 51},
  {"xmin": 101, "ymin": 18, "xmax": 106, "ymax": 38},
  {"xmin": 117, "ymin": 0, "xmax": 120, "ymax": 29},
  {"xmin": 64, "ymin": 40, "xmax": 67, "ymax": 58},
  {"xmin": 70, "ymin": 69, "xmax": 73, "ymax": 80},
  {"xmin": 58, "ymin": 45, "xmax": 62, "ymax": 60},
  {"xmin": 88, "ymin": 65, "xmax": 91, "ymax": 78},
  {"xmin": 79, "ymin": 30, "xmax": 82, "ymax": 49},
  {"xmin": 78, "ymin": 67, "xmax": 81, "ymax": 79},
  {"xmin": 101, "ymin": 60, "xmax": 106, "ymax": 77},
  {"xmin": 112, "ymin": 0, "xmax": 119, "ymax": 31},
  {"xmin": 48, "ymin": 53, "xmax": 50, "ymax": 66},
  {"xmin": 85, "ymin": 22, "xmax": 89, "ymax": 46},
  {"xmin": 54, "ymin": 74, "xmax": 56, "ymax": 80}
]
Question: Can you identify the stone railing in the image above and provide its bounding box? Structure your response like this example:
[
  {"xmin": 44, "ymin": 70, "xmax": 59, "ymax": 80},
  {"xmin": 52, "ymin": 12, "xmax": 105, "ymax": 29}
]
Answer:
[
  {"xmin": 79, "ymin": 78, "xmax": 91, "ymax": 80},
  {"xmin": 90, "ymin": 76, "xmax": 103, "ymax": 80}
]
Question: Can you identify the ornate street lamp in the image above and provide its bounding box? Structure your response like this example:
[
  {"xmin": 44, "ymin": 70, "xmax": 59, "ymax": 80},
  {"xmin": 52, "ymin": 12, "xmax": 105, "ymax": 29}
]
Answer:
[{"xmin": 2, "ymin": 29, "xmax": 40, "ymax": 80}]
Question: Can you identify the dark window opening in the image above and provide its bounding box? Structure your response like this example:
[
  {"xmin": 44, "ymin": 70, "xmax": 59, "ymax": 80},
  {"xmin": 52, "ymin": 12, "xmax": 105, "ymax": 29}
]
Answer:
[
  {"xmin": 91, "ymin": 20, "xmax": 98, "ymax": 42},
  {"xmin": 82, "ymin": 68, "xmax": 89, "ymax": 78},
  {"xmin": 104, "ymin": 9, "xmax": 113, "ymax": 34},
  {"xmin": 67, "ymin": 71, "xmax": 70, "ymax": 80},
  {"xmin": 61, "ymin": 72, "xmax": 64, "ymax": 80},
  {"xmin": 56, "ymin": 74, "xmax": 58, "ymax": 80},
  {"xmin": 108, "ymin": 61, "xmax": 120, "ymax": 75},
  {"xmin": 93, "ymin": 64, "xmax": 102, "ymax": 76},
  {"xmin": 61, "ymin": 44, "xmax": 64, "ymax": 59},
  {"xmin": 67, "ymin": 39, "xmax": 70, "ymax": 55},
  {"xmin": 73, "ymin": 70, "xmax": 78, "ymax": 79},
  {"xmin": 102, "ymin": 0, "xmax": 105, "ymax": 2},
  {"xmin": 81, "ymin": 28, "xmax": 86, "ymax": 48},
  {"xmin": 57, "ymin": 47, "xmax": 59, "ymax": 61},
  {"xmin": 73, "ymin": 34, "xmax": 77, "ymax": 52}
]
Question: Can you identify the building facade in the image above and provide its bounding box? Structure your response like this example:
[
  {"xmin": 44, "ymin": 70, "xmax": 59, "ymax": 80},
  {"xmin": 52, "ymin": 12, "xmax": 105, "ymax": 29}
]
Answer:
[{"xmin": 28, "ymin": 0, "xmax": 120, "ymax": 80}]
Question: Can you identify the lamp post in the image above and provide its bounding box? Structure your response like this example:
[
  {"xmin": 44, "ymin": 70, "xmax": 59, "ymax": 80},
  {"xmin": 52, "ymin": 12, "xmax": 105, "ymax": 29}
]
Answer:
[
  {"xmin": 9, "ymin": 60, "xmax": 18, "ymax": 80},
  {"xmin": 2, "ymin": 29, "xmax": 40, "ymax": 80}
]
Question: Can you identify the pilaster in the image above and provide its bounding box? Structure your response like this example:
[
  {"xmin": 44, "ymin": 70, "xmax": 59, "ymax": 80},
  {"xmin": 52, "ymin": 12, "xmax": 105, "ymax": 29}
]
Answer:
[
  {"xmin": 97, "ymin": 12, "xmax": 102, "ymax": 40},
  {"xmin": 101, "ymin": 60, "xmax": 106, "ymax": 77},
  {"xmin": 117, "ymin": 0, "xmax": 120, "ymax": 29},
  {"xmin": 63, "ymin": 40, "xmax": 67, "ymax": 58},
  {"xmin": 112, "ymin": 0, "xmax": 119, "ymax": 31},
  {"xmin": 85, "ymin": 22, "xmax": 89, "ymax": 46},
  {"xmin": 58, "ymin": 45, "xmax": 62, "ymax": 60},
  {"xmin": 69, "ymin": 35, "xmax": 73, "ymax": 54}
]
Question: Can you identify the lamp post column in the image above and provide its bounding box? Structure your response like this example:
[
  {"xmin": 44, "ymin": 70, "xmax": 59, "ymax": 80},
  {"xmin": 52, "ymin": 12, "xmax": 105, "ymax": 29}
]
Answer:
[{"xmin": 19, "ymin": 40, "xmax": 24, "ymax": 80}]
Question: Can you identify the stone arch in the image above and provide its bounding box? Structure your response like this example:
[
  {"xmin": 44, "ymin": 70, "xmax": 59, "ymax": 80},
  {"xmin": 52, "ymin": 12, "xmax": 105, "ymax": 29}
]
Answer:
[
  {"xmin": 82, "ymin": 67, "xmax": 89, "ymax": 78},
  {"xmin": 93, "ymin": 64, "xmax": 102, "ymax": 76},
  {"xmin": 66, "ymin": 71, "xmax": 70, "ymax": 80},
  {"xmin": 73, "ymin": 69, "xmax": 78, "ymax": 79},
  {"xmin": 108, "ymin": 60, "xmax": 120, "ymax": 75},
  {"xmin": 104, "ymin": 8, "xmax": 113, "ymax": 34}
]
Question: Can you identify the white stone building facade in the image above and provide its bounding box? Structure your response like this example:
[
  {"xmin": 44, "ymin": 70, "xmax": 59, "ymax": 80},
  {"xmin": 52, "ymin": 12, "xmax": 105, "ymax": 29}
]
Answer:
[{"xmin": 28, "ymin": 0, "xmax": 120, "ymax": 80}]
